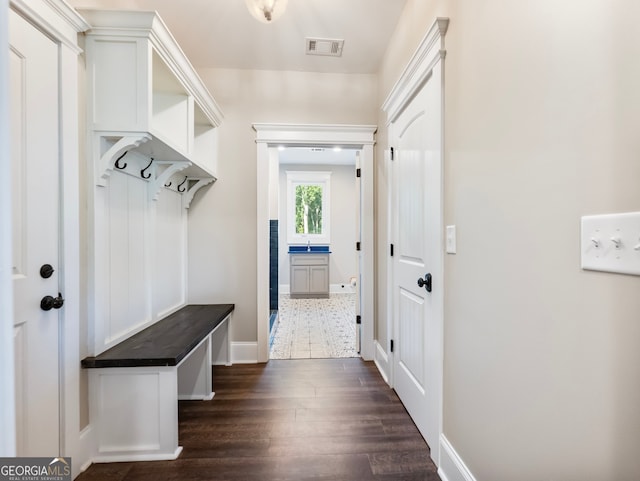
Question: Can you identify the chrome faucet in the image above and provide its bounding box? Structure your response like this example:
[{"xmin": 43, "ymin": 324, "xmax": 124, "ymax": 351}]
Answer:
[{"xmin": 307, "ymin": 240, "xmax": 311, "ymax": 252}]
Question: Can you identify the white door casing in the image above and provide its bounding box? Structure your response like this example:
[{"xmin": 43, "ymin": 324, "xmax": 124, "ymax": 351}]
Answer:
[
  {"xmin": 253, "ymin": 124, "xmax": 376, "ymax": 362},
  {"xmin": 355, "ymin": 151, "xmax": 362, "ymax": 353},
  {"xmin": 383, "ymin": 18, "xmax": 448, "ymax": 465},
  {"xmin": 10, "ymin": 9, "xmax": 60, "ymax": 456},
  {"xmin": 0, "ymin": 0, "xmax": 16, "ymax": 456}
]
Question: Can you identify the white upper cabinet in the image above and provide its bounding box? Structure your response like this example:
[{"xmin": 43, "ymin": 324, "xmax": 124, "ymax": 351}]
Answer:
[{"xmin": 80, "ymin": 9, "xmax": 223, "ymax": 187}]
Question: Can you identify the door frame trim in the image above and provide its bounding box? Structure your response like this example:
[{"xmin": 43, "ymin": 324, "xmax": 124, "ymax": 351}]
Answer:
[
  {"xmin": 0, "ymin": 0, "xmax": 15, "ymax": 456},
  {"xmin": 382, "ymin": 17, "xmax": 449, "ymax": 466},
  {"xmin": 4, "ymin": 0, "xmax": 89, "ymax": 467},
  {"xmin": 252, "ymin": 123, "xmax": 376, "ymax": 363}
]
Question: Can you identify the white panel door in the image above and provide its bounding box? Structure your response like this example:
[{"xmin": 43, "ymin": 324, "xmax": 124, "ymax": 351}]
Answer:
[
  {"xmin": 392, "ymin": 63, "xmax": 443, "ymax": 458},
  {"xmin": 10, "ymin": 10, "xmax": 61, "ymax": 456}
]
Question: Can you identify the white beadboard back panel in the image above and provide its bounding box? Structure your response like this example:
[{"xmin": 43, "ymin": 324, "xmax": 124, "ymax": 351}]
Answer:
[
  {"xmin": 105, "ymin": 171, "xmax": 151, "ymax": 346},
  {"xmin": 154, "ymin": 188, "xmax": 186, "ymax": 317}
]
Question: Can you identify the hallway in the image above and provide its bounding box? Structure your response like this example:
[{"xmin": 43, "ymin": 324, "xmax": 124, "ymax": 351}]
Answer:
[{"xmin": 76, "ymin": 359, "xmax": 438, "ymax": 480}]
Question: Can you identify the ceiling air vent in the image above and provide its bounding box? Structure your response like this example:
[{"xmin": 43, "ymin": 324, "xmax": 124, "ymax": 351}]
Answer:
[{"xmin": 305, "ymin": 38, "xmax": 344, "ymax": 57}]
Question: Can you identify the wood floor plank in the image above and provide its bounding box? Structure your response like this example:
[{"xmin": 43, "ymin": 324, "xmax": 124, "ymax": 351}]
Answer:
[{"xmin": 76, "ymin": 359, "xmax": 439, "ymax": 481}]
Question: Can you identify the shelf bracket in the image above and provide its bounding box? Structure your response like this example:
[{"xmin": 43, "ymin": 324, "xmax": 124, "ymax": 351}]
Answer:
[
  {"xmin": 148, "ymin": 161, "xmax": 191, "ymax": 201},
  {"xmin": 96, "ymin": 133, "xmax": 152, "ymax": 186},
  {"xmin": 182, "ymin": 177, "xmax": 216, "ymax": 209}
]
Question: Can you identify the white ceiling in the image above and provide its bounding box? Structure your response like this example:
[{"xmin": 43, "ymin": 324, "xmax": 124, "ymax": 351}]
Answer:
[{"xmin": 68, "ymin": 0, "xmax": 408, "ymax": 74}]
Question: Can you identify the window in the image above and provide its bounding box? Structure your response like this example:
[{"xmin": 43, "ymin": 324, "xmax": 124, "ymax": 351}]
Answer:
[{"xmin": 286, "ymin": 171, "xmax": 331, "ymax": 244}]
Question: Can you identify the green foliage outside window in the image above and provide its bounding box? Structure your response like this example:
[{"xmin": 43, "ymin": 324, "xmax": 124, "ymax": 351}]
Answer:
[{"xmin": 295, "ymin": 184, "xmax": 323, "ymax": 234}]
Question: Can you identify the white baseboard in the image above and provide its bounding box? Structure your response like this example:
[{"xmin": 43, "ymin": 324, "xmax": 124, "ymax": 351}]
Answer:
[
  {"xmin": 439, "ymin": 434, "xmax": 477, "ymax": 481},
  {"xmin": 373, "ymin": 340, "xmax": 390, "ymax": 384},
  {"xmin": 75, "ymin": 424, "xmax": 96, "ymax": 478},
  {"xmin": 279, "ymin": 284, "xmax": 290, "ymax": 294},
  {"xmin": 330, "ymin": 283, "xmax": 355, "ymax": 294},
  {"xmin": 230, "ymin": 342, "xmax": 258, "ymax": 364},
  {"xmin": 93, "ymin": 446, "xmax": 183, "ymax": 463}
]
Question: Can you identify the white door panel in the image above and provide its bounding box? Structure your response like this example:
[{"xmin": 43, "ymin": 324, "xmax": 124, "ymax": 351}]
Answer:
[
  {"xmin": 10, "ymin": 10, "xmax": 61, "ymax": 456},
  {"xmin": 398, "ymin": 288, "xmax": 425, "ymax": 389},
  {"xmin": 392, "ymin": 62, "xmax": 443, "ymax": 457}
]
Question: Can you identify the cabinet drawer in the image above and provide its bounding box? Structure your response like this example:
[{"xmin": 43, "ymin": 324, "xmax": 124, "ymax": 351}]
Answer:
[{"xmin": 290, "ymin": 254, "xmax": 329, "ymax": 266}]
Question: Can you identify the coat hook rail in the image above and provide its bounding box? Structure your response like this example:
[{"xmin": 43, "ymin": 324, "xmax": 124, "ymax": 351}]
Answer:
[
  {"xmin": 141, "ymin": 158, "xmax": 154, "ymax": 179},
  {"xmin": 177, "ymin": 176, "xmax": 188, "ymax": 193},
  {"xmin": 114, "ymin": 151, "xmax": 128, "ymax": 170}
]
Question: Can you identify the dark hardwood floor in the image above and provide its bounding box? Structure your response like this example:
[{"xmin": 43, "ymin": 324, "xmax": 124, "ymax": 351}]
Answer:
[{"xmin": 76, "ymin": 359, "xmax": 439, "ymax": 480}]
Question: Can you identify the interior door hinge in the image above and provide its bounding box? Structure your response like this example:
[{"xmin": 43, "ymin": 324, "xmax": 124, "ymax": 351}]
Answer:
[
  {"xmin": 390, "ymin": 147, "xmax": 394, "ymax": 161},
  {"xmin": 390, "ymin": 339, "xmax": 394, "ymax": 353},
  {"xmin": 356, "ymin": 315, "xmax": 361, "ymax": 325},
  {"xmin": 390, "ymin": 243, "xmax": 394, "ymax": 257},
  {"xmin": 356, "ymin": 168, "xmax": 361, "ymax": 178},
  {"xmin": 356, "ymin": 241, "xmax": 361, "ymax": 251}
]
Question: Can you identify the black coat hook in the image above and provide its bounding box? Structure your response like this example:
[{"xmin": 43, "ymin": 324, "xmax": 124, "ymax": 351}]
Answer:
[
  {"xmin": 114, "ymin": 151, "xmax": 128, "ymax": 170},
  {"xmin": 177, "ymin": 176, "xmax": 188, "ymax": 193},
  {"xmin": 141, "ymin": 158, "xmax": 154, "ymax": 179},
  {"xmin": 164, "ymin": 181, "xmax": 172, "ymax": 187}
]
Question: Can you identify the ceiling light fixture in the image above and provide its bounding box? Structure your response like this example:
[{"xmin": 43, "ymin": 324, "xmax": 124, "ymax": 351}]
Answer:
[{"xmin": 245, "ymin": 0, "xmax": 288, "ymax": 24}]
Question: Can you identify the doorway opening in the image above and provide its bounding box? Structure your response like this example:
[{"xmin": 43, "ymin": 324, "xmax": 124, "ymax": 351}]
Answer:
[
  {"xmin": 270, "ymin": 146, "xmax": 359, "ymax": 359},
  {"xmin": 253, "ymin": 123, "xmax": 376, "ymax": 363}
]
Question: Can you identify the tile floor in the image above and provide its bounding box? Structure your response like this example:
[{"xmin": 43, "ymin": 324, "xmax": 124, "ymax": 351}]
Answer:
[{"xmin": 270, "ymin": 293, "xmax": 358, "ymax": 359}]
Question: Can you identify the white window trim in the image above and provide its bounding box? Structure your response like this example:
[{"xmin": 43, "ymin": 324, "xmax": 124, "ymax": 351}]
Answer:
[{"xmin": 286, "ymin": 171, "xmax": 331, "ymax": 245}]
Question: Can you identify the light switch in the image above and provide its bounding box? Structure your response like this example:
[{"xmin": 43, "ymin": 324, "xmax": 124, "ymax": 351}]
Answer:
[
  {"xmin": 581, "ymin": 212, "xmax": 640, "ymax": 276},
  {"xmin": 446, "ymin": 225, "xmax": 456, "ymax": 254}
]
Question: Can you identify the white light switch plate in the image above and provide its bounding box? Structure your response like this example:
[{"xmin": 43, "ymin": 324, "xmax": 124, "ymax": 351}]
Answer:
[
  {"xmin": 581, "ymin": 212, "xmax": 640, "ymax": 276},
  {"xmin": 446, "ymin": 225, "xmax": 456, "ymax": 254}
]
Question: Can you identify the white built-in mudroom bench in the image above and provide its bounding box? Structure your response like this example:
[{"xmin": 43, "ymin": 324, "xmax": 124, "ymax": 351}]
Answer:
[
  {"xmin": 82, "ymin": 304, "xmax": 233, "ymax": 462},
  {"xmin": 79, "ymin": 9, "xmax": 229, "ymax": 462}
]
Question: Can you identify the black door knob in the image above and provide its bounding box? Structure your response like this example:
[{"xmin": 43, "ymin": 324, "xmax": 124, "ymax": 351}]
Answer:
[
  {"xmin": 40, "ymin": 264, "xmax": 55, "ymax": 279},
  {"xmin": 41, "ymin": 293, "xmax": 64, "ymax": 311},
  {"xmin": 417, "ymin": 273, "xmax": 432, "ymax": 293}
]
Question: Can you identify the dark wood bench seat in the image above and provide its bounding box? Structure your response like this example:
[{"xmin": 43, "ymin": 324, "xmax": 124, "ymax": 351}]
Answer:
[{"xmin": 82, "ymin": 304, "xmax": 234, "ymax": 368}]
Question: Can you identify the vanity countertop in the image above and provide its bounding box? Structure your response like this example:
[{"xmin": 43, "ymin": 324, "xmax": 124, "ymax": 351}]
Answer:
[{"xmin": 288, "ymin": 245, "xmax": 331, "ymax": 254}]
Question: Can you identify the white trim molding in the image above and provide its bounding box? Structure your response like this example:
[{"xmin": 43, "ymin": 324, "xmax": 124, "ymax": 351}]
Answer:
[
  {"xmin": 439, "ymin": 435, "xmax": 478, "ymax": 481},
  {"xmin": 373, "ymin": 340, "xmax": 390, "ymax": 385},
  {"xmin": 382, "ymin": 17, "xmax": 449, "ymax": 124},
  {"xmin": 230, "ymin": 342, "xmax": 259, "ymax": 364},
  {"xmin": 252, "ymin": 123, "xmax": 377, "ymax": 363},
  {"xmin": 0, "ymin": 0, "xmax": 15, "ymax": 458},
  {"xmin": 10, "ymin": 0, "xmax": 90, "ymax": 52},
  {"xmin": 253, "ymin": 123, "xmax": 377, "ymax": 146}
]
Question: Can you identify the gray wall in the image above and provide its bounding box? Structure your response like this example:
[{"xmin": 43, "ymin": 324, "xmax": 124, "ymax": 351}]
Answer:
[{"xmin": 377, "ymin": 0, "xmax": 640, "ymax": 479}]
